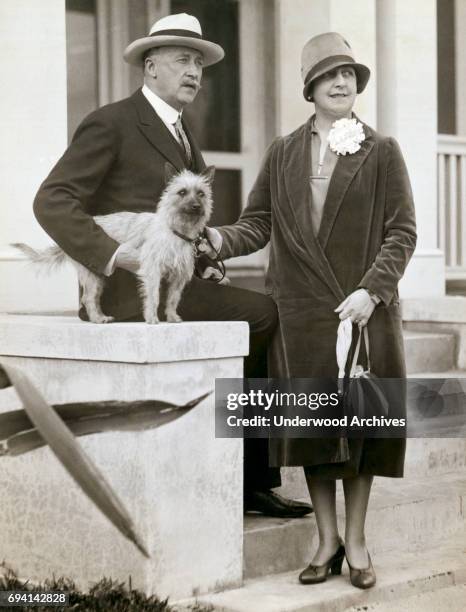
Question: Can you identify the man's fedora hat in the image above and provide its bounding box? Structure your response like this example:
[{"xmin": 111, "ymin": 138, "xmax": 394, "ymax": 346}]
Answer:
[
  {"xmin": 301, "ymin": 32, "xmax": 370, "ymax": 101},
  {"xmin": 124, "ymin": 13, "xmax": 224, "ymax": 67}
]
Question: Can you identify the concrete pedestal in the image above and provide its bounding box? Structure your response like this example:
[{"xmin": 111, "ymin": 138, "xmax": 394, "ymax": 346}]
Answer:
[{"xmin": 0, "ymin": 315, "xmax": 248, "ymax": 600}]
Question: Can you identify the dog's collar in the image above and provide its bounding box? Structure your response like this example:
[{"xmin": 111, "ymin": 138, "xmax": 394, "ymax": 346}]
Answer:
[
  {"xmin": 172, "ymin": 229, "xmax": 198, "ymax": 244},
  {"xmin": 172, "ymin": 228, "xmax": 227, "ymax": 283}
]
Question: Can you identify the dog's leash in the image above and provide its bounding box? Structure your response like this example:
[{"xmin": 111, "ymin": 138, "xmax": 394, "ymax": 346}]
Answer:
[{"xmin": 172, "ymin": 229, "xmax": 226, "ymax": 282}]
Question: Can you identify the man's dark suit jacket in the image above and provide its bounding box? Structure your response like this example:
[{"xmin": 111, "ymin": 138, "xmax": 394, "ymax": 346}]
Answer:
[{"xmin": 33, "ymin": 88, "xmax": 205, "ymax": 320}]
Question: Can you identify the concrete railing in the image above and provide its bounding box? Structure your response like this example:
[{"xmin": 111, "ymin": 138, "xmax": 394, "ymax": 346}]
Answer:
[
  {"xmin": 437, "ymin": 134, "xmax": 466, "ymax": 279},
  {"xmin": 0, "ymin": 314, "xmax": 248, "ymax": 600}
]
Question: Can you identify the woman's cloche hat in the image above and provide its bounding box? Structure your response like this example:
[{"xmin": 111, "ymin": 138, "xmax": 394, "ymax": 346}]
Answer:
[
  {"xmin": 301, "ymin": 32, "xmax": 370, "ymax": 101},
  {"xmin": 124, "ymin": 13, "xmax": 225, "ymax": 67}
]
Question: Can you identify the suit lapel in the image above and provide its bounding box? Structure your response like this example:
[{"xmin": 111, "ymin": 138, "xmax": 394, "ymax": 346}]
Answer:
[
  {"xmin": 318, "ymin": 128, "xmax": 374, "ymax": 250},
  {"xmin": 131, "ymin": 89, "xmax": 186, "ymax": 171}
]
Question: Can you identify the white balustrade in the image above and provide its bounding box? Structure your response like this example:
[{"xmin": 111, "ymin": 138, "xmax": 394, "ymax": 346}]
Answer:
[{"xmin": 437, "ymin": 134, "xmax": 466, "ymax": 279}]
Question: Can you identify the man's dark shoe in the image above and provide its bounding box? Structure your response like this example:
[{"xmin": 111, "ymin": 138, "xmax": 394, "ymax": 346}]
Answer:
[{"xmin": 244, "ymin": 490, "xmax": 313, "ymax": 518}]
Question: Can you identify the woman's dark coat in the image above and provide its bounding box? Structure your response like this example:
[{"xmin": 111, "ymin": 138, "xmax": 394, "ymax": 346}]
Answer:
[{"xmin": 218, "ymin": 118, "xmax": 417, "ymax": 477}]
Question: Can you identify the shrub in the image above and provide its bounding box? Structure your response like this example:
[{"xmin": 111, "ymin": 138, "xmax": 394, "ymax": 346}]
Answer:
[{"xmin": 0, "ymin": 563, "xmax": 212, "ymax": 612}]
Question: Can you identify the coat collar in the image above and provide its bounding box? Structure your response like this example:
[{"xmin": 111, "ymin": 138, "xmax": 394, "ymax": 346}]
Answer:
[
  {"xmin": 282, "ymin": 115, "xmax": 374, "ymax": 301},
  {"xmin": 131, "ymin": 89, "xmax": 204, "ymax": 172}
]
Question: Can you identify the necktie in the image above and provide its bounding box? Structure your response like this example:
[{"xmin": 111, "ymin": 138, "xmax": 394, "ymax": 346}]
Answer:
[{"xmin": 174, "ymin": 116, "xmax": 192, "ymax": 166}]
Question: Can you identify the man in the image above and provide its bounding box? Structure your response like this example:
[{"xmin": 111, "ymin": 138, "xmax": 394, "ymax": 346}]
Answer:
[{"xmin": 33, "ymin": 13, "xmax": 311, "ymax": 518}]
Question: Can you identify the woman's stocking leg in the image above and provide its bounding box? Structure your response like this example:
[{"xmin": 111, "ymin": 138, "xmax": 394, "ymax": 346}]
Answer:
[
  {"xmin": 343, "ymin": 474, "xmax": 373, "ymax": 568},
  {"xmin": 305, "ymin": 476, "xmax": 340, "ymax": 564}
]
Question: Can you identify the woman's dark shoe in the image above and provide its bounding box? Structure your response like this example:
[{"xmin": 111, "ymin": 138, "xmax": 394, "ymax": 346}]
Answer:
[
  {"xmin": 298, "ymin": 542, "xmax": 345, "ymax": 584},
  {"xmin": 346, "ymin": 552, "xmax": 376, "ymax": 589}
]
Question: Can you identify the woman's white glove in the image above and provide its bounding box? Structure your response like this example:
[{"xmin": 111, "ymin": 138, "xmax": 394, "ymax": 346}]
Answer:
[{"xmin": 334, "ymin": 288, "xmax": 377, "ymax": 327}]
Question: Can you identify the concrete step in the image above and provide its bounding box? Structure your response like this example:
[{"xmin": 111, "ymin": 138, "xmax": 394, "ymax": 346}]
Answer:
[
  {"xmin": 447, "ymin": 279, "xmax": 466, "ymax": 297},
  {"xmin": 402, "ymin": 296, "xmax": 466, "ymax": 324},
  {"xmin": 243, "ymin": 471, "xmax": 466, "ymax": 581},
  {"xmin": 407, "ymin": 374, "xmax": 466, "ymax": 436},
  {"xmin": 197, "ymin": 531, "xmax": 466, "ymax": 612},
  {"xmin": 402, "ymin": 296, "xmax": 466, "ymax": 370},
  {"xmin": 404, "ymin": 438, "xmax": 466, "ymax": 477},
  {"xmin": 403, "ymin": 329, "xmax": 455, "ymax": 373},
  {"xmin": 345, "ymin": 583, "xmax": 466, "ymax": 612}
]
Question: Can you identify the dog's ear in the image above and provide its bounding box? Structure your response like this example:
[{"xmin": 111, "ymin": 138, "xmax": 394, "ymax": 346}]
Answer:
[
  {"xmin": 164, "ymin": 163, "xmax": 178, "ymax": 184},
  {"xmin": 201, "ymin": 165, "xmax": 216, "ymax": 184}
]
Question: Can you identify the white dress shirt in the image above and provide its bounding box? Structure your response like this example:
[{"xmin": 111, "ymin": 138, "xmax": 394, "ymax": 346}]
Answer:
[
  {"xmin": 142, "ymin": 84, "xmax": 182, "ymax": 142},
  {"xmin": 103, "ymin": 86, "xmax": 183, "ymax": 276}
]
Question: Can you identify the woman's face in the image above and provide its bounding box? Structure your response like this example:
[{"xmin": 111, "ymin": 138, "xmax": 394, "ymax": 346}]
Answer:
[{"xmin": 312, "ymin": 65, "xmax": 357, "ymax": 119}]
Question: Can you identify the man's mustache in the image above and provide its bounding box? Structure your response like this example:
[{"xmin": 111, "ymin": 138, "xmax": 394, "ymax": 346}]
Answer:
[{"xmin": 182, "ymin": 81, "xmax": 202, "ymax": 90}]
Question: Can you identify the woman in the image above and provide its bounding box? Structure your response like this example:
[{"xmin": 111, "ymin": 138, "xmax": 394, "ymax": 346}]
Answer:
[{"xmin": 206, "ymin": 32, "xmax": 416, "ymax": 588}]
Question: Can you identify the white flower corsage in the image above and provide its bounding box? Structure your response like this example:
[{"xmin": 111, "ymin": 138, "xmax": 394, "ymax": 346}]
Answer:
[{"xmin": 327, "ymin": 118, "xmax": 365, "ymax": 155}]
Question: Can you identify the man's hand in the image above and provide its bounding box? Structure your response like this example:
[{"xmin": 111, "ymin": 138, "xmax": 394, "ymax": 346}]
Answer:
[
  {"xmin": 197, "ymin": 227, "xmax": 223, "ymax": 259},
  {"xmin": 114, "ymin": 243, "xmax": 140, "ymax": 274},
  {"xmin": 201, "ymin": 266, "xmax": 230, "ymax": 285},
  {"xmin": 334, "ymin": 289, "xmax": 376, "ymax": 327}
]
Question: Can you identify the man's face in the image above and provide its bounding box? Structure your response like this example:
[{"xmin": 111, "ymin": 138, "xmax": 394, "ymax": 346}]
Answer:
[
  {"xmin": 312, "ymin": 65, "xmax": 357, "ymax": 118},
  {"xmin": 146, "ymin": 46, "xmax": 203, "ymax": 110}
]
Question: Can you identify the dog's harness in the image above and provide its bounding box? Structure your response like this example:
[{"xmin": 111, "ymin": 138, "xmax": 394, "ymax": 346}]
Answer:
[{"xmin": 172, "ymin": 229, "xmax": 226, "ymax": 282}]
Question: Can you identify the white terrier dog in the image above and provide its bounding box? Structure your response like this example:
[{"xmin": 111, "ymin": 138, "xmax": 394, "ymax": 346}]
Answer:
[{"xmin": 14, "ymin": 166, "xmax": 215, "ymax": 324}]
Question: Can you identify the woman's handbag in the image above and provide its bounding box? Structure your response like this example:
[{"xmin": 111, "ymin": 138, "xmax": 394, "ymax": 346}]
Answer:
[{"xmin": 343, "ymin": 326, "xmax": 389, "ymax": 419}]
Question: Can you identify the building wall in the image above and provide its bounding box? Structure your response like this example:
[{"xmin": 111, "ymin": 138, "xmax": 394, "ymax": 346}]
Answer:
[
  {"xmin": 0, "ymin": 0, "xmax": 451, "ymax": 312},
  {"xmin": 0, "ymin": 0, "xmax": 77, "ymax": 312},
  {"xmin": 274, "ymin": 0, "xmax": 376, "ymax": 135}
]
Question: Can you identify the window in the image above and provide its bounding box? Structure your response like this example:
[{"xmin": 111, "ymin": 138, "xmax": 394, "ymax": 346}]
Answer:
[{"xmin": 172, "ymin": 0, "xmax": 240, "ymax": 153}]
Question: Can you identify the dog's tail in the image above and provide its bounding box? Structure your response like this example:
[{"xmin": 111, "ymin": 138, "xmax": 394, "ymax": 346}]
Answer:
[{"xmin": 11, "ymin": 243, "xmax": 67, "ymax": 271}]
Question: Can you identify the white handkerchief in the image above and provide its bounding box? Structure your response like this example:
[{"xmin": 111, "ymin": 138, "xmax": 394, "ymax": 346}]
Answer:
[{"xmin": 336, "ymin": 318, "xmax": 353, "ymax": 391}]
